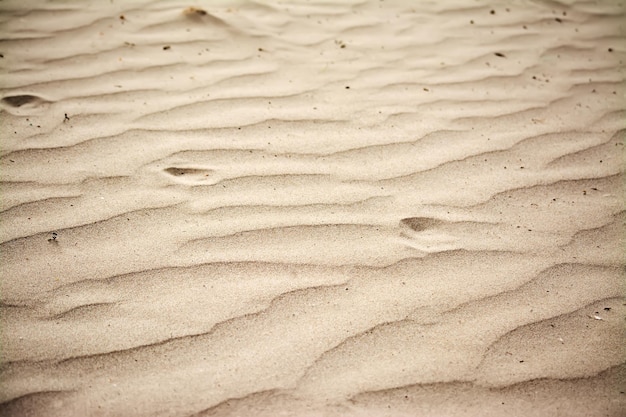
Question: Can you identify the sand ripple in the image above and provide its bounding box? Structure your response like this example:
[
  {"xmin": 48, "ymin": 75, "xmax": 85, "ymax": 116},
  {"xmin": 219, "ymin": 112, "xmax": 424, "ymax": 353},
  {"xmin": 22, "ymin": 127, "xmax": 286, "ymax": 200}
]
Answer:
[{"xmin": 0, "ymin": 0, "xmax": 624, "ymax": 416}]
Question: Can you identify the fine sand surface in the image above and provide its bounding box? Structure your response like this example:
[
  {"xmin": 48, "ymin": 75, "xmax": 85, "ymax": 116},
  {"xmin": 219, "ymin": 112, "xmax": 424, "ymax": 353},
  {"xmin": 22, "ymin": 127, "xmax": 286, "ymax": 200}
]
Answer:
[{"xmin": 0, "ymin": 0, "xmax": 624, "ymax": 416}]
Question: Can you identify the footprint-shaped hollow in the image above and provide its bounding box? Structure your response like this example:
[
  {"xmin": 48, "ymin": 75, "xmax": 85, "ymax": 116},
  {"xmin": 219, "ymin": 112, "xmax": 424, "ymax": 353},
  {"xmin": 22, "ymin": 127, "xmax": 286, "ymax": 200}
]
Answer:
[
  {"xmin": 400, "ymin": 217, "xmax": 446, "ymax": 232},
  {"xmin": 163, "ymin": 167, "xmax": 217, "ymax": 184},
  {"xmin": 2, "ymin": 95, "xmax": 48, "ymax": 107},
  {"xmin": 1, "ymin": 94, "xmax": 52, "ymax": 115}
]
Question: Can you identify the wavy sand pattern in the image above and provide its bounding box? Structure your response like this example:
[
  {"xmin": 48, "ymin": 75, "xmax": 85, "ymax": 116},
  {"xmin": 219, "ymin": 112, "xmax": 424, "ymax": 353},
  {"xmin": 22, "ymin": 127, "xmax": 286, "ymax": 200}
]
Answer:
[{"xmin": 0, "ymin": 1, "xmax": 624, "ymax": 416}]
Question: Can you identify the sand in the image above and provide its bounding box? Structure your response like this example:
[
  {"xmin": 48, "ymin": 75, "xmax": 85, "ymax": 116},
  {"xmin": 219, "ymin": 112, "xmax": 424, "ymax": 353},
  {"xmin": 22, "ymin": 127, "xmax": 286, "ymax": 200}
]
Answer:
[{"xmin": 0, "ymin": 0, "xmax": 624, "ymax": 416}]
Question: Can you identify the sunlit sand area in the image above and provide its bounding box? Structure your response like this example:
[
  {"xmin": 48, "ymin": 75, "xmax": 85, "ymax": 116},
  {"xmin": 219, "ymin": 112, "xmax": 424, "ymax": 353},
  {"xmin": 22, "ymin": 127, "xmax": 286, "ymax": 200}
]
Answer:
[{"xmin": 0, "ymin": 0, "xmax": 624, "ymax": 416}]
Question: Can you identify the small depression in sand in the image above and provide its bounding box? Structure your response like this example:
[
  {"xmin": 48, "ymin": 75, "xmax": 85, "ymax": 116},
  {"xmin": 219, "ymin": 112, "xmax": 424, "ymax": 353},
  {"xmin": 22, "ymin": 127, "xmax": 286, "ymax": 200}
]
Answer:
[
  {"xmin": 163, "ymin": 166, "xmax": 220, "ymax": 185},
  {"xmin": 1, "ymin": 94, "xmax": 52, "ymax": 116}
]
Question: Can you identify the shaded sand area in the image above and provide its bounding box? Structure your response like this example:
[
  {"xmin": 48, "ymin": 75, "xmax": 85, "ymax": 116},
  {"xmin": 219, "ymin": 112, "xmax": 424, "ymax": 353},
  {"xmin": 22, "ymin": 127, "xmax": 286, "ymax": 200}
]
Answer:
[{"xmin": 1, "ymin": 0, "xmax": 625, "ymax": 416}]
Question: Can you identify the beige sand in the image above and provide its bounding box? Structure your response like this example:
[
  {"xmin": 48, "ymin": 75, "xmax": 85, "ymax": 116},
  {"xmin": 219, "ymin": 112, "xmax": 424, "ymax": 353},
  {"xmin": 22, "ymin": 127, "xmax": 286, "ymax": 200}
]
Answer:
[{"xmin": 0, "ymin": 0, "xmax": 624, "ymax": 416}]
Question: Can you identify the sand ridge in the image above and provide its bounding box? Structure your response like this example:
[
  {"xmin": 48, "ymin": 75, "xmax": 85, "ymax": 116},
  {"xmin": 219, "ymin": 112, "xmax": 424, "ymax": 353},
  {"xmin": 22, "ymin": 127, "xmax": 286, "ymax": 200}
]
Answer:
[{"xmin": 0, "ymin": 0, "xmax": 624, "ymax": 416}]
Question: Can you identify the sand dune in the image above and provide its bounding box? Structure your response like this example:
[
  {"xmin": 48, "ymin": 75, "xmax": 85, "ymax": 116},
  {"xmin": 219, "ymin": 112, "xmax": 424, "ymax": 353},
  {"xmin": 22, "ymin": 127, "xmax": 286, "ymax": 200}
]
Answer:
[{"xmin": 0, "ymin": 0, "xmax": 624, "ymax": 416}]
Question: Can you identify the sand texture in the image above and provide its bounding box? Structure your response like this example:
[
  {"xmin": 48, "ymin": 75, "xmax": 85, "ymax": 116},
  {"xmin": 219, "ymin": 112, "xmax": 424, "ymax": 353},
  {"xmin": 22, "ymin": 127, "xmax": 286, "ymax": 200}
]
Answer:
[{"xmin": 0, "ymin": 0, "xmax": 625, "ymax": 416}]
